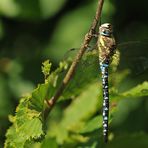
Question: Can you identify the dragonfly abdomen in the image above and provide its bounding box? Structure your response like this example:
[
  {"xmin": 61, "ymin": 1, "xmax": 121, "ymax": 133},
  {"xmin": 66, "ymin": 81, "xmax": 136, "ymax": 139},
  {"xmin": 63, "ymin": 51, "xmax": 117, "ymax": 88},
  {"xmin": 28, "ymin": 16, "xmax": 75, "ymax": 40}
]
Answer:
[{"xmin": 100, "ymin": 60, "xmax": 109, "ymax": 143}]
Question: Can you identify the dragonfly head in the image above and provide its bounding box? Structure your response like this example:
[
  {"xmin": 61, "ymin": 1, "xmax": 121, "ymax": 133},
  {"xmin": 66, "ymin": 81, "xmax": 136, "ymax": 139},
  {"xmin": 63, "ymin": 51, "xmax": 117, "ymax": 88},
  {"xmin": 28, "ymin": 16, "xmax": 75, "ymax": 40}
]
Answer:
[{"xmin": 99, "ymin": 23, "xmax": 113, "ymax": 37}]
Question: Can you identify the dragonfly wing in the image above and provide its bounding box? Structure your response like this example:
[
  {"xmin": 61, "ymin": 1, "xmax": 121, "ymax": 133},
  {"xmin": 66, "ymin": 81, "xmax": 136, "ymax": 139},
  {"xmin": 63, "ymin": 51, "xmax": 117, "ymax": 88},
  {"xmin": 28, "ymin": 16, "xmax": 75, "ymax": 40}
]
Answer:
[
  {"xmin": 63, "ymin": 41, "xmax": 148, "ymax": 76},
  {"xmin": 61, "ymin": 48, "xmax": 99, "ymax": 98},
  {"xmin": 60, "ymin": 40, "xmax": 148, "ymax": 98},
  {"xmin": 63, "ymin": 48, "xmax": 99, "ymax": 73},
  {"xmin": 118, "ymin": 41, "xmax": 148, "ymax": 75}
]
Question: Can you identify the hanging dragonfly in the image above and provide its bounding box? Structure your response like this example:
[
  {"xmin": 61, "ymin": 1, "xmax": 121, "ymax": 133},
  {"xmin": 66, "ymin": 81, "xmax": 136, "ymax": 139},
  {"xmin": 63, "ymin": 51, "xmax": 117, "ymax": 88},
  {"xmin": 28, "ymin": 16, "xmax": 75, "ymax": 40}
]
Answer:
[
  {"xmin": 61, "ymin": 24, "xmax": 148, "ymax": 143},
  {"xmin": 98, "ymin": 23, "xmax": 117, "ymax": 143},
  {"xmin": 62, "ymin": 23, "xmax": 118, "ymax": 142}
]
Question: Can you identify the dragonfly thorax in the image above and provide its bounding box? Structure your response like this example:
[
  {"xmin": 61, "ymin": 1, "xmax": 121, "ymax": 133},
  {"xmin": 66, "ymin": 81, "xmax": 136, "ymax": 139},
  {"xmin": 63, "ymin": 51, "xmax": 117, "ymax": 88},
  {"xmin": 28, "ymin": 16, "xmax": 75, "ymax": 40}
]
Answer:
[{"xmin": 98, "ymin": 36, "xmax": 116, "ymax": 63}]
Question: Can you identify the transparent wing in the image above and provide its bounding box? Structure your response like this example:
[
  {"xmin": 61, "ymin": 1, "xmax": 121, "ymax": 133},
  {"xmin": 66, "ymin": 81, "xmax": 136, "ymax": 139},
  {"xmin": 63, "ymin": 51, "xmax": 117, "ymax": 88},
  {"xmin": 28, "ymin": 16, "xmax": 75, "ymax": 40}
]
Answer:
[
  {"xmin": 61, "ymin": 48, "xmax": 99, "ymax": 98},
  {"xmin": 118, "ymin": 41, "xmax": 148, "ymax": 75},
  {"xmin": 64, "ymin": 40, "xmax": 148, "ymax": 75},
  {"xmin": 59, "ymin": 40, "xmax": 148, "ymax": 98}
]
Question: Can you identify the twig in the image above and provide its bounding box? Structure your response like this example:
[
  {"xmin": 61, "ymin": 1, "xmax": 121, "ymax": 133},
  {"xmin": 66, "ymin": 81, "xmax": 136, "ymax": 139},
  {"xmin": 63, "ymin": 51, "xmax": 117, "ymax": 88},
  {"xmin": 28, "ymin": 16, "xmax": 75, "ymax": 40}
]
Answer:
[{"xmin": 45, "ymin": 0, "xmax": 105, "ymax": 119}]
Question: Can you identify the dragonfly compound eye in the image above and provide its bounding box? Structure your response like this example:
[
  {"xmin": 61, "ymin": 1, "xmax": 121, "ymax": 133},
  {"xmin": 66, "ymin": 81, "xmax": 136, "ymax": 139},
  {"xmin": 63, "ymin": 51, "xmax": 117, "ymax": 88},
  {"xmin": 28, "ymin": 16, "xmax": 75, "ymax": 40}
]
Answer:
[{"xmin": 100, "ymin": 29, "xmax": 112, "ymax": 37}]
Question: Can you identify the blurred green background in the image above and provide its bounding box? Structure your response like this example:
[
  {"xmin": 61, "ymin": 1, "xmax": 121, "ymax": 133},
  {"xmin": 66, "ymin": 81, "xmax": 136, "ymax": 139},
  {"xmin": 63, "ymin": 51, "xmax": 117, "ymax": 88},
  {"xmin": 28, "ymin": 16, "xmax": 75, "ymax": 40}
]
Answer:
[{"xmin": 0, "ymin": 0, "xmax": 148, "ymax": 147}]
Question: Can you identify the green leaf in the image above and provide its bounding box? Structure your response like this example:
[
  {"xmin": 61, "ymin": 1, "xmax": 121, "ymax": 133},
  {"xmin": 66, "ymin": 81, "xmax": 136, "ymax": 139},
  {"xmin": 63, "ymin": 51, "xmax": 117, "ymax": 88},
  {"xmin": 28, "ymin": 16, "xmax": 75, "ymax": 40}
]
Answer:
[
  {"xmin": 5, "ymin": 97, "xmax": 45, "ymax": 148},
  {"xmin": 44, "ymin": 1, "xmax": 97, "ymax": 61},
  {"xmin": 31, "ymin": 83, "xmax": 50, "ymax": 111},
  {"xmin": 18, "ymin": 118, "xmax": 44, "ymax": 140},
  {"xmin": 0, "ymin": 0, "xmax": 20, "ymax": 17},
  {"xmin": 48, "ymin": 82, "xmax": 102, "ymax": 144},
  {"xmin": 5, "ymin": 125, "xmax": 26, "ymax": 148},
  {"xmin": 13, "ymin": 97, "xmax": 44, "ymax": 137},
  {"xmin": 5, "ymin": 60, "xmax": 70, "ymax": 147},
  {"xmin": 61, "ymin": 83, "xmax": 100, "ymax": 131},
  {"xmin": 41, "ymin": 138, "xmax": 58, "ymax": 148},
  {"xmin": 122, "ymin": 81, "xmax": 148, "ymax": 97},
  {"xmin": 79, "ymin": 116, "xmax": 102, "ymax": 134},
  {"xmin": 39, "ymin": 0, "xmax": 67, "ymax": 19},
  {"xmin": 41, "ymin": 60, "xmax": 52, "ymax": 80}
]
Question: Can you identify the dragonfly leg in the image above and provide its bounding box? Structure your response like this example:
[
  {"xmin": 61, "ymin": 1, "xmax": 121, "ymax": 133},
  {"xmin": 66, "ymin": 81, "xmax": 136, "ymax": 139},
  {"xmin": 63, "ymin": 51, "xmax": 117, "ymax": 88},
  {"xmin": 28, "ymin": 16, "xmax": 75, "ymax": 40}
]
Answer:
[{"xmin": 91, "ymin": 33, "xmax": 99, "ymax": 38}]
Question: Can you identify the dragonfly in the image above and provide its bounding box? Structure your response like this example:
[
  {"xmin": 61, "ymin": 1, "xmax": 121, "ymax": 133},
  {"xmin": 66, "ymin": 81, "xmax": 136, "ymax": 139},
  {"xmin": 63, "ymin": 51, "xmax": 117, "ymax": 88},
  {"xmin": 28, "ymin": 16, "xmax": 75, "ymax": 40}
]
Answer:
[
  {"xmin": 61, "ymin": 24, "xmax": 148, "ymax": 143},
  {"xmin": 98, "ymin": 23, "xmax": 117, "ymax": 143}
]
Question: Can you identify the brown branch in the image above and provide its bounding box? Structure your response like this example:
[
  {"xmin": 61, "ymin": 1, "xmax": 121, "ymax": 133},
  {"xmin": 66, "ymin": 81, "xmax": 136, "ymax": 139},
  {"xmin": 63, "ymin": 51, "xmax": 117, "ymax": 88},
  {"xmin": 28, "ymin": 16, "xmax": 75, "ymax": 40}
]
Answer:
[{"xmin": 44, "ymin": 0, "xmax": 105, "ymax": 119}]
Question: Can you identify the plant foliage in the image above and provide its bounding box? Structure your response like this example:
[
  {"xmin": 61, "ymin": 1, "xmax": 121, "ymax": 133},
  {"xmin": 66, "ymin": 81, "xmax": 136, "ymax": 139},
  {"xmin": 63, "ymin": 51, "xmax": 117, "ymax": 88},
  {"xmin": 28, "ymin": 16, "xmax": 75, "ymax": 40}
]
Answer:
[{"xmin": 4, "ymin": 51, "xmax": 148, "ymax": 147}]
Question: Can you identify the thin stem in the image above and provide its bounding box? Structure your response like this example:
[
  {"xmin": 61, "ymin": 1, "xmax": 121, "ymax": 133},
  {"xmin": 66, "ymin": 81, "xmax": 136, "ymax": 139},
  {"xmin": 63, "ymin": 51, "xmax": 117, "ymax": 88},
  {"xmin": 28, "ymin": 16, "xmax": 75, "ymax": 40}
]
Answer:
[{"xmin": 44, "ymin": 0, "xmax": 105, "ymax": 119}]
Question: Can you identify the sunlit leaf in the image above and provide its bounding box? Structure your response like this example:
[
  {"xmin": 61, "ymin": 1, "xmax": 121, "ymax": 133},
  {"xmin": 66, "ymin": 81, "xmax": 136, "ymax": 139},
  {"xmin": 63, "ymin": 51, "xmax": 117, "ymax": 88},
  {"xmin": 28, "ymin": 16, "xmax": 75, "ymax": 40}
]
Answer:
[
  {"xmin": 31, "ymin": 83, "xmax": 50, "ymax": 111},
  {"xmin": 122, "ymin": 81, "xmax": 148, "ymax": 97},
  {"xmin": 0, "ymin": 0, "xmax": 20, "ymax": 17},
  {"xmin": 61, "ymin": 83, "xmax": 100, "ymax": 131},
  {"xmin": 5, "ymin": 126, "xmax": 26, "ymax": 148},
  {"xmin": 79, "ymin": 116, "xmax": 102, "ymax": 134}
]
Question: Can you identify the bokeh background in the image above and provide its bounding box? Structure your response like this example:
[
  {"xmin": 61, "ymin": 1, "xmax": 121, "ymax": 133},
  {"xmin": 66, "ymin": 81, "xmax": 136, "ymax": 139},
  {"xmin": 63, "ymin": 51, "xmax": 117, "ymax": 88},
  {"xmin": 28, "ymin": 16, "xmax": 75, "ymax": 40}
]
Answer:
[{"xmin": 0, "ymin": 0, "xmax": 148, "ymax": 147}]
